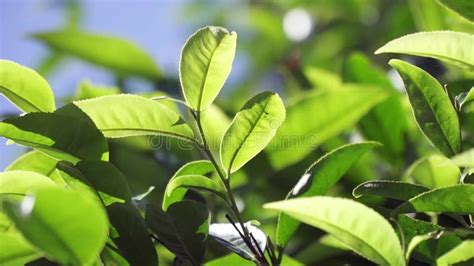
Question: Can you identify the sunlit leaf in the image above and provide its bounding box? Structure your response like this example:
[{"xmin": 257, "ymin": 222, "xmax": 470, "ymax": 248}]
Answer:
[
  {"xmin": 450, "ymin": 148, "xmax": 474, "ymax": 167},
  {"xmin": 389, "ymin": 59, "xmax": 461, "ymax": 157},
  {"xmin": 406, "ymin": 155, "xmax": 460, "ymax": 188},
  {"xmin": 265, "ymin": 196, "xmax": 405, "ymax": 266},
  {"xmin": 221, "ymin": 92, "xmax": 285, "ymax": 173},
  {"xmin": 0, "ymin": 60, "xmax": 55, "ymax": 112},
  {"xmin": 74, "ymin": 94, "xmax": 195, "ymax": 141},
  {"xmin": 74, "ymin": 80, "xmax": 120, "ymax": 100},
  {"xmin": 205, "ymin": 253, "xmax": 303, "ymax": 266},
  {"xmin": 0, "ymin": 170, "xmax": 55, "ymax": 196},
  {"xmin": 162, "ymin": 160, "xmax": 215, "ymax": 210},
  {"xmin": 180, "ymin": 26, "xmax": 237, "ymax": 111},
  {"xmin": 0, "ymin": 232, "xmax": 41, "ymax": 266},
  {"xmin": 392, "ymin": 184, "xmax": 474, "ymax": 215},
  {"xmin": 6, "ymin": 151, "xmax": 58, "ymax": 178},
  {"xmin": 376, "ymin": 31, "xmax": 474, "ymax": 69},
  {"xmin": 267, "ymin": 85, "xmax": 388, "ymax": 169},
  {"xmin": 4, "ymin": 187, "xmax": 108, "ymax": 265},
  {"xmin": 33, "ymin": 30, "xmax": 160, "ymax": 79},
  {"xmin": 353, "ymin": 181, "xmax": 429, "ymax": 200},
  {"xmin": 436, "ymin": 240, "xmax": 474, "ymax": 266},
  {"xmin": 277, "ymin": 142, "xmax": 378, "ymax": 247}
]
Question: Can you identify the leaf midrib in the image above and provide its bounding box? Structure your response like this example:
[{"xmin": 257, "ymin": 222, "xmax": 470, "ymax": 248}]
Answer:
[
  {"xmin": 0, "ymin": 86, "xmax": 42, "ymax": 112},
  {"xmin": 226, "ymin": 98, "xmax": 271, "ymax": 174},
  {"xmin": 100, "ymin": 128, "xmax": 195, "ymax": 142}
]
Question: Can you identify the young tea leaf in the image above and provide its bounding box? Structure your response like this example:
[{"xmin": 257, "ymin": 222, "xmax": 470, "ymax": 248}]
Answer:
[
  {"xmin": 277, "ymin": 142, "xmax": 378, "ymax": 247},
  {"xmin": 0, "ymin": 232, "xmax": 41, "ymax": 265},
  {"xmin": 436, "ymin": 240, "xmax": 474, "ymax": 266},
  {"xmin": 220, "ymin": 91, "xmax": 285, "ymax": 174},
  {"xmin": 33, "ymin": 30, "xmax": 160, "ymax": 79},
  {"xmin": 162, "ymin": 160, "xmax": 215, "ymax": 210},
  {"xmin": 389, "ymin": 59, "xmax": 461, "ymax": 157},
  {"xmin": 0, "ymin": 170, "xmax": 55, "ymax": 195},
  {"xmin": 406, "ymin": 155, "xmax": 460, "ymax": 188},
  {"xmin": 265, "ymin": 196, "xmax": 405, "ymax": 266},
  {"xmin": 450, "ymin": 148, "xmax": 474, "ymax": 168},
  {"xmin": 392, "ymin": 184, "xmax": 474, "ymax": 215},
  {"xmin": 180, "ymin": 26, "xmax": 237, "ymax": 111},
  {"xmin": 0, "ymin": 60, "xmax": 55, "ymax": 112},
  {"xmin": 3, "ymin": 187, "xmax": 108, "ymax": 265},
  {"xmin": 6, "ymin": 151, "xmax": 59, "ymax": 179},
  {"xmin": 376, "ymin": 31, "xmax": 474, "ymax": 69},
  {"xmin": 74, "ymin": 94, "xmax": 195, "ymax": 141}
]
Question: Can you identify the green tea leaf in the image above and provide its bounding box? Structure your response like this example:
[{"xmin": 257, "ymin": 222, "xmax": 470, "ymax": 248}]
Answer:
[
  {"xmin": 74, "ymin": 80, "xmax": 120, "ymax": 100},
  {"xmin": 221, "ymin": 91, "xmax": 285, "ymax": 174},
  {"xmin": 74, "ymin": 94, "xmax": 195, "ymax": 141},
  {"xmin": 162, "ymin": 160, "xmax": 215, "ymax": 210},
  {"xmin": 459, "ymin": 87, "xmax": 474, "ymax": 112},
  {"xmin": 392, "ymin": 184, "xmax": 474, "ymax": 215},
  {"xmin": 0, "ymin": 232, "xmax": 41, "ymax": 266},
  {"xmin": 33, "ymin": 30, "xmax": 160, "ymax": 79},
  {"xmin": 353, "ymin": 181, "xmax": 429, "ymax": 200},
  {"xmin": 438, "ymin": 0, "xmax": 474, "ymax": 22},
  {"xmin": 376, "ymin": 31, "xmax": 474, "ymax": 69},
  {"xmin": 146, "ymin": 201, "xmax": 210, "ymax": 264},
  {"xmin": 163, "ymin": 175, "xmax": 226, "ymax": 208},
  {"xmin": 267, "ymin": 85, "xmax": 388, "ymax": 169},
  {"xmin": 107, "ymin": 202, "xmax": 159, "ymax": 266},
  {"xmin": 389, "ymin": 59, "xmax": 461, "ymax": 157},
  {"xmin": 406, "ymin": 155, "xmax": 460, "ymax": 188},
  {"xmin": 180, "ymin": 26, "xmax": 237, "ymax": 111},
  {"xmin": 0, "ymin": 60, "xmax": 55, "ymax": 112},
  {"xmin": 4, "ymin": 186, "xmax": 108, "ymax": 265},
  {"xmin": 0, "ymin": 170, "xmax": 55, "ymax": 196},
  {"xmin": 265, "ymin": 196, "xmax": 405, "ymax": 266},
  {"xmin": 277, "ymin": 142, "xmax": 379, "ymax": 247},
  {"xmin": 0, "ymin": 106, "xmax": 109, "ymax": 163},
  {"xmin": 436, "ymin": 240, "xmax": 474, "ymax": 266},
  {"xmin": 6, "ymin": 151, "xmax": 58, "ymax": 178}
]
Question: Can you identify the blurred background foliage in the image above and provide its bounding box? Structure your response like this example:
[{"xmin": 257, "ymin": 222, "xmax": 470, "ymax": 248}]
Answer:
[{"xmin": 1, "ymin": 0, "xmax": 473, "ymax": 264}]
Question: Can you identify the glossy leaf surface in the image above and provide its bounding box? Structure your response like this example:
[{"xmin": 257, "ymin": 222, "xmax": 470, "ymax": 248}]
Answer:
[
  {"xmin": 180, "ymin": 26, "xmax": 237, "ymax": 111},
  {"xmin": 265, "ymin": 196, "xmax": 405, "ymax": 266},
  {"xmin": 221, "ymin": 91, "xmax": 285, "ymax": 173}
]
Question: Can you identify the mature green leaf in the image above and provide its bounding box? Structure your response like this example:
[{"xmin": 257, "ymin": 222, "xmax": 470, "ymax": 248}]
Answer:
[
  {"xmin": 162, "ymin": 160, "xmax": 215, "ymax": 210},
  {"xmin": 294, "ymin": 234, "xmax": 349, "ymax": 264},
  {"xmin": 0, "ymin": 106, "xmax": 109, "ymax": 163},
  {"xmin": 4, "ymin": 187, "xmax": 108, "ymax": 265},
  {"xmin": 57, "ymin": 160, "xmax": 132, "ymax": 205},
  {"xmin": 376, "ymin": 31, "xmax": 474, "ymax": 69},
  {"xmin": 405, "ymin": 233, "xmax": 440, "ymax": 261},
  {"xmin": 0, "ymin": 232, "xmax": 41, "ymax": 266},
  {"xmin": 180, "ymin": 26, "xmax": 237, "ymax": 111},
  {"xmin": 0, "ymin": 60, "xmax": 55, "ymax": 112},
  {"xmin": 205, "ymin": 253, "xmax": 303, "ymax": 266},
  {"xmin": 392, "ymin": 184, "xmax": 474, "ymax": 215},
  {"xmin": 436, "ymin": 240, "xmax": 474, "ymax": 266},
  {"xmin": 209, "ymin": 222, "xmax": 266, "ymax": 261},
  {"xmin": 107, "ymin": 203, "xmax": 159, "ymax": 266},
  {"xmin": 267, "ymin": 85, "xmax": 388, "ymax": 169},
  {"xmin": 163, "ymin": 175, "xmax": 226, "ymax": 207},
  {"xmin": 438, "ymin": 0, "xmax": 474, "ymax": 22},
  {"xmin": 146, "ymin": 201, "xmax": 210, "ymax": 264},
  {"xmin": 74, "ymin": 94, "xmax": 195, "ymax": 141},
  {"xmin": 265, "ymin": 197, "xmax": 405, "ymax": 266},
  {"xmin": 0, "ymin": 170, "xmax": 55, "ymax": 196},
  {"xmin": 100, "ymin": 245, "xmax": 130, "ymax": 266},
  {"xmin": 389, "ymin": 59, "xmax": 461, "ymax": 157},
  {"xmin": 353, "ymin": 181, "xmax": 429, "ymax": 200},
  {"xmin": 277, "ymin": 142, "xmax": 378, "ymax": 247},
  {"xmin": 450, "ymin": 149, "xmax": 474, "ymax": 167},
  {"xmin": 6, "ymin": 151, "xmax": 58, "ymax": 178},
  {"xmin": 406, "ymin": 155, "xmax": 460, "ymax": 188},
  {"xmin": 343, "ymin": 52, "xmax": 407, "ymax": 158},
  {"xmin": 33, "ymin": 30, "xmax": 160, "ymax": 79},
  {"xmin": 221, "ymin": 91, "xmax": 285, "ymax": 173}
]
